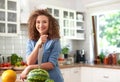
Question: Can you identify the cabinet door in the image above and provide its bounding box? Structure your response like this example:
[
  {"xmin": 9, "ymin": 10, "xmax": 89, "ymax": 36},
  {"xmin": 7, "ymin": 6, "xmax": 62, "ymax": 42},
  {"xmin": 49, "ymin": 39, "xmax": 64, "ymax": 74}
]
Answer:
[
  {"xmin": 76, "ymin": 12, "xmax": 84, "ymax": 39},
  {"xmin": 70, "ymin": 67, "xmax": 81, "ymax": 82},
  {"xmin": 47, "ymin": 7, "xmax": 61, "ymax": 34},
  {"xmin": 92, "ymin": 68, "xmax": 118, "ymax": 82},
  {"xmin": 81, "ymin": 67, "xmax": 93, "ymax": 82},
  {"xmin": 0, "ymin": 0, "xmax": 19, "ymax": 36},
  {"xmin": 115, "ymin": 69, "xmax": 120, "ymax": 82},
  {"xmin": 61, "ymin": 69, "xmax": 71, "ymax": 82},
  {"xmin": 62, "ymin": 10, "xmax": 76, "ymax": 38}
]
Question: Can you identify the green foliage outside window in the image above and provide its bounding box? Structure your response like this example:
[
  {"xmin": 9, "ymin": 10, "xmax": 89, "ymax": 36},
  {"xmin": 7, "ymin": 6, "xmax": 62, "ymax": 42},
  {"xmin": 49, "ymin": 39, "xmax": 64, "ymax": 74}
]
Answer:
[{"xmin": 99, "ymin": 11, "xmax": 120, "ymax": 47}]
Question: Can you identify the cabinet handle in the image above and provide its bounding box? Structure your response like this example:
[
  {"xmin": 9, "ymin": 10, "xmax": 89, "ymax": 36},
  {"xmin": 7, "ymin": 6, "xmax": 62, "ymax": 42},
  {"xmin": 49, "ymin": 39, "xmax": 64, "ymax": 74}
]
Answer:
[{"xmin": 103, "ymin": 75, "xmax": 109, "ymax": 78}]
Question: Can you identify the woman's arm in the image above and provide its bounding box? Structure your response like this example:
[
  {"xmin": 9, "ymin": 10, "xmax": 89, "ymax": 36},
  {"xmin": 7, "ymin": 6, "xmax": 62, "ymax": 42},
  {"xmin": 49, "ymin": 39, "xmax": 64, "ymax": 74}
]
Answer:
[
  {"xmin": 20, "ymin": 62, "xmax": 54, "ymax": 81},
  {"xmin": 20, "ymin": 64, "xmax": 40, "ymax": 81},
  {"xmin": 40, "ymin": 39, "xmax": 61, "ymax": 70},
  {"xmin": 27, "ymin": 35, "xmax": 48, "ymax": 65},
  {"xmin": 40, "ymin": 62, "xmax": 54, "ymax": 70},
  {"xmin": 26, "ymin": 43, "xmax": 41, "ymax": 65}
]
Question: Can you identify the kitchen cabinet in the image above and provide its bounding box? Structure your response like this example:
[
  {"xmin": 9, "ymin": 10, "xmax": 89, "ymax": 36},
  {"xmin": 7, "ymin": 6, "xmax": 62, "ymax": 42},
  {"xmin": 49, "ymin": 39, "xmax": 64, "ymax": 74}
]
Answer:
[
  {"xmin": 61, "ymin": 68, "xmax": 71, "ymax": 82},
  {"xmin": 46, "ymin": 5, "xmax": 85, "ymax": 40},
  {"xmin": 61, "ymin": 67, "xmax": 81, "ymax": 82},
  {"xmin": 47, "ymin": 6, "xmax": 61, "ymax": 32},
  {"xmin": 0, "ymin": 0, "xmax": 20, "ymax": 36},
  {"xmin": 75, "ymin": 12, "xmax": 85, "ymax": 40},
  {"xmin": 92, "ymin": 68, "xmax": 120, "ymax": 82},
  {"xmin": 81, "ymin": 67, "xmax": 93, "ymax": 82},
  {"xmin": 81, "ymin": 67, "xmax": 120, "ymax": 82},
  {"xmin": 62, "ymin": 9, "xmax": 85, "ymax": 40},
  {"xmin": 70, "ymin": 67, "xmax": 81, "ymax": 82}
]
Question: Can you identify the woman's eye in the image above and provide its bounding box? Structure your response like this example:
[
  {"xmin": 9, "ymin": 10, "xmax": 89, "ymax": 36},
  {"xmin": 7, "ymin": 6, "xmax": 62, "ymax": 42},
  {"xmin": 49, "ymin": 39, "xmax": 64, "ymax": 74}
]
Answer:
[
  {"xmin": 36, "ymin": 21, "xmax": 40, "ymax": 24},
  {"xmin": 43, "ymin": 20, "xmax": 47, "ymax": 23}
]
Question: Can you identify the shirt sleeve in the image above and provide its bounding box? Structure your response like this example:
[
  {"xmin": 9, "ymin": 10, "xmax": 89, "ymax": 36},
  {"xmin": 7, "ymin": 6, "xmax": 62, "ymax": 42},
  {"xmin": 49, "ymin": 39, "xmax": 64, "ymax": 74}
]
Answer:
[
  {"xmin": 48, "ymin": 39, "xmax": 61, "ymax": 67},
  {"xmin": 26, "ymin": 40, "xmax": 35, "ymax": 57}
]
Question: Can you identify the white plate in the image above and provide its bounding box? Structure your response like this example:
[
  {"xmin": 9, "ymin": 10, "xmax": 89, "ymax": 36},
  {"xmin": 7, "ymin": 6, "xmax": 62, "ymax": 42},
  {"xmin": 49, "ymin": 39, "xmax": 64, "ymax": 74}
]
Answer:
[{"xmin": 13, "ymin": 66, "xmax": 26, "ymax": 71}]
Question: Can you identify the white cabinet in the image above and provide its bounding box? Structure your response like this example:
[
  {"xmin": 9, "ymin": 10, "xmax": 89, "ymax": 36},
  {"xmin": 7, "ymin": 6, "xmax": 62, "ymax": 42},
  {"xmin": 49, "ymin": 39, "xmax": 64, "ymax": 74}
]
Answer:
[
  {"xmin": 76, "ymin": 12, "xmax": 85, "ymax": 40},
  {"xmin": 81, "ymin": 67, "xmax": 120, "ymax": 82},
  {"xmin": 61, "ymin": 68, "xmax": 71, "ymax": 82},
  {"xmin": 0, "ymin": 0, "xmax": 20, "ymax": 36},
  {"xmin": 47, "ymin": 7, "xmax": 61, "ymax": 29},
  {"xmin": 92, "ymin": 68, "xmax": 119, "ymax": 82},
  {"xmin": 61, "ymin": 9, "xmax": 75, "ymax": 39},
  {"xmin": 81, "ymin": 67, "xmax": 93, "ymax": 82},
  {"xmin": 61, "ymin": 67, "xmax": 81, "ymax": 82},
  {"xmin": 47, "ymin": 7, "xmax": 60, "ymax": 22},
  {"xmin": 70, "ymin": 67, "xmax": 81, "ymax": 82},
  {"xmin": 46, "ymin": 5, "xmax": 85, "ymax": 40},
  {"xmin": 61, "ymin": 9, "xmax": 85, "ymax": 40}
]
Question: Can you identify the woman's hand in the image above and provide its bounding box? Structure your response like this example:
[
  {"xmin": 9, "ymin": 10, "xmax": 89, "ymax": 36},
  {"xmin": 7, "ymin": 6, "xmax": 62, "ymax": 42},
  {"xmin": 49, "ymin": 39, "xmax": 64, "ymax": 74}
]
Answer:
[
  {"xmin": 36, "ymin": 35, "xmax": 48, "ymax": 47},
  {"xmin": 20, "ymin": 66, "xmax": 31, "ymax": 81}
]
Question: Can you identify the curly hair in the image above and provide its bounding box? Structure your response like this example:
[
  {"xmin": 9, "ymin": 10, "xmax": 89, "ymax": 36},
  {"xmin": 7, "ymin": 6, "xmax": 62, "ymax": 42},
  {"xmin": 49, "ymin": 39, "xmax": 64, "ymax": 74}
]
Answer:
[{"xmin": 27, "ymin": 9, "xmax": 60, "ymax": 41}]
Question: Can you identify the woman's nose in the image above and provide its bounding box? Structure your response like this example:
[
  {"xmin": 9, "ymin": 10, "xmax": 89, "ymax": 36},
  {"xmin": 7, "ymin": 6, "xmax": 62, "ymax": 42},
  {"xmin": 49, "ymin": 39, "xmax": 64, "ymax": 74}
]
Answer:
[{"xmin": 39, "ymin": 23, "xmax": 43, "ymax": 27}]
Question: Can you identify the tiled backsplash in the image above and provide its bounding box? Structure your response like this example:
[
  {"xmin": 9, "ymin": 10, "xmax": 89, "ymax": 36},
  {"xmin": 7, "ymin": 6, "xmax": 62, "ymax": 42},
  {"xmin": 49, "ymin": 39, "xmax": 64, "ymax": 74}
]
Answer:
[{"xmin": 0, "ymin": 24, "xmax": 28, "ymax": 61}]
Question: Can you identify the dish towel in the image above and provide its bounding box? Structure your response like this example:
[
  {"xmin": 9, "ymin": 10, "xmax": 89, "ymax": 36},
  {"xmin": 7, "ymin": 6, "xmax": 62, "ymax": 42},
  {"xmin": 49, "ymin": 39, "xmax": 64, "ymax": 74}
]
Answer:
[{"xmin": 38, "ymin": 45, "xmax": 44, "ymax": 65}]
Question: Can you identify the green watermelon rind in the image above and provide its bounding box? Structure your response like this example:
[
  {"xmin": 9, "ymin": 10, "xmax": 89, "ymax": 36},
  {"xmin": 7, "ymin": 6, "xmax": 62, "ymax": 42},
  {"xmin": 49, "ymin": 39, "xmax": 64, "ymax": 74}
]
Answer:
[
  {"xmin": 27, "ymin": 68, "xmax": 50, "ymax": 82},
  {"xmin": 45, "ymin": 79, "xmax": 54, "ymax": 82}
]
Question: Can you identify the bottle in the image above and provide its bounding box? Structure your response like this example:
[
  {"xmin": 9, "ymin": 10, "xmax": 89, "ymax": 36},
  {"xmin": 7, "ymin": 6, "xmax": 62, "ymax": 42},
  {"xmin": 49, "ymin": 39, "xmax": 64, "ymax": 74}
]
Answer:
[
  {"xmin": 94, "ymin": 56, "xmax": 100, "ymax": 64},
  {"xmin": 108, "ymin": 54, "xmax": 113, "ymax": 65},
  {"xmin": 104, "ymin": 56, "xmax": 108, "ymax": 65},
  {"xmin": 112, "ymin": 53, "xmax": 117, "ymax": 65}
]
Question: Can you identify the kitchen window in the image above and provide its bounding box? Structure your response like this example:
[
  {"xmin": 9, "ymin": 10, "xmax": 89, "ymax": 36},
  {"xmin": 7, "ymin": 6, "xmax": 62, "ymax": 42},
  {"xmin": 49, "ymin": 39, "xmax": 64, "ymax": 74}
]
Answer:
[{"xmin": 92, "ymin": 11, "xmax": 120, "ymax": 57}]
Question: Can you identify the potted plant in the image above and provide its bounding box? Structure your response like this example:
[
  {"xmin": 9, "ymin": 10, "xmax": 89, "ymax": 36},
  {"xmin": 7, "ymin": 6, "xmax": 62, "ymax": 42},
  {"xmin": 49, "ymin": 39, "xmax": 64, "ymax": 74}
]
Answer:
[{"xmin": 61, "ymin": 47, "xmax": 69, "ymax": 59}]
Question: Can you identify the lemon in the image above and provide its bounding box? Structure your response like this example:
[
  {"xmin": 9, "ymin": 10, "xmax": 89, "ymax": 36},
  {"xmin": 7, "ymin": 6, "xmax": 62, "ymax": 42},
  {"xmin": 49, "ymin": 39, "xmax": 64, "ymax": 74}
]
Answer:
[{"xmin": 1, "ymin": 69, "xmax": 17, "ymax": 82}]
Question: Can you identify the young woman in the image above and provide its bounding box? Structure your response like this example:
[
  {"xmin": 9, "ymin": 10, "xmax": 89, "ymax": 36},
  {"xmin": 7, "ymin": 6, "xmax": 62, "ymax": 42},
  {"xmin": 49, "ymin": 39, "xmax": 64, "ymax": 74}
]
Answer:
[{"xmin": 20, "ymin": 9, "xmax": 64, "ymax": 82}]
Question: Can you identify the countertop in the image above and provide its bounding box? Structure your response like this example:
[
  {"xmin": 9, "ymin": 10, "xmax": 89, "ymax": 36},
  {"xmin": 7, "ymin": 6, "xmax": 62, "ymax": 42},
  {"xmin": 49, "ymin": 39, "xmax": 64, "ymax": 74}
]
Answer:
[
  {"xmin": 1, "ymin": 63, "xmax": 120, "ymax": 82},
  {"xmin": 1, "ymin": 63, "xmax": 120, "ymax": 75},
  {"xmin": 59, "ymin": 63, "xmax": 120, "ymax": 69}
]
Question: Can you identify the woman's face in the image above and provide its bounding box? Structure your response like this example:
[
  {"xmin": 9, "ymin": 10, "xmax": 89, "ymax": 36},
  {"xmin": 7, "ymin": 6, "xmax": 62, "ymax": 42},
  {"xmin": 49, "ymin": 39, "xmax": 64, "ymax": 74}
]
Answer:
[{"xmin": 36, "ymin": 15, "xmax": 49, "ymax": 35}]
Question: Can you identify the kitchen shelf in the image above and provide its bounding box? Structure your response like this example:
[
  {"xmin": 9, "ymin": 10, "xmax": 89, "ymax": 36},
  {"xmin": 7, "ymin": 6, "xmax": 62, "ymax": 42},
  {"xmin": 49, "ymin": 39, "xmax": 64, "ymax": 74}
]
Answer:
[{"xmin": 0, "ymin": 0, "xmax": 20, "ymax": 36}]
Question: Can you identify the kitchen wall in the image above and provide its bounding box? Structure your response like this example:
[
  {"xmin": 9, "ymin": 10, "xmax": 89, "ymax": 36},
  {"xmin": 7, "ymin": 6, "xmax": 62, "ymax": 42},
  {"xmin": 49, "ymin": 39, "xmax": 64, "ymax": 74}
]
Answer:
[{"xmin": 0, "ymin": 24, "xmax": 28, "ymax": 61}]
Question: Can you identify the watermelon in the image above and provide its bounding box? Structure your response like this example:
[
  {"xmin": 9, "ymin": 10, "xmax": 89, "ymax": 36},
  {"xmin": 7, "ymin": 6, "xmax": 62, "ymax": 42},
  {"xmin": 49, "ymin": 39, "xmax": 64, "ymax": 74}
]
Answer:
[
  {"xmin": 45, "ymin": 79, "xmax": 54, "ymax": 82},
  {"xmin": 27, "ymin": 68, "xmax": 49, "ymax": 82}
]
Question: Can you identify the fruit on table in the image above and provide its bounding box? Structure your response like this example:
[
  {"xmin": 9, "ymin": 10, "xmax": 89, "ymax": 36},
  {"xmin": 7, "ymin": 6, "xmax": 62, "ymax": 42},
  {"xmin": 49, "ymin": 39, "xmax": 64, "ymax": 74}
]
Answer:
[
  {"xmin": 27, "ymin": 68, "xmax": 50, "ymax": 82},
  {"xmin": 1, "ymin": 69, "xmax": 17, "ymax": 82},
  {"xmin": 0, "ymin": 62, "xmax": 11, "ymax": 67}
]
